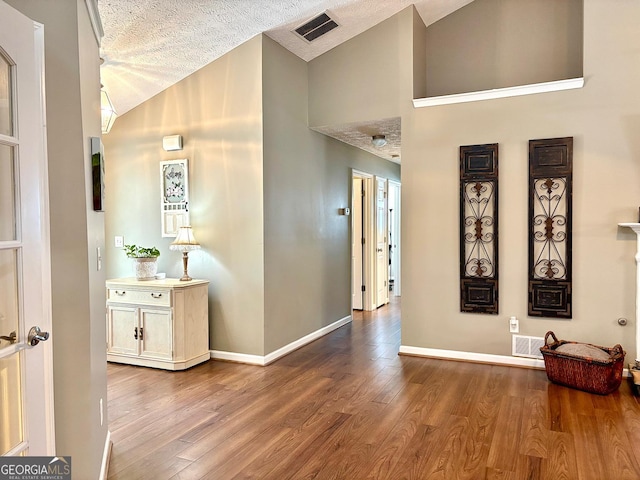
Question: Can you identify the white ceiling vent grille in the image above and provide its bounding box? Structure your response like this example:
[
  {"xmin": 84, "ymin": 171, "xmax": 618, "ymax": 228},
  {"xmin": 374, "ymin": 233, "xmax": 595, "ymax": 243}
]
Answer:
[
  {"xmin": 512, "ymin": 335, "xmax": 545, "ymax": 359},
  {"xmin": 294, "ymin": 12, "xmax": 339, "ymax": 42}
]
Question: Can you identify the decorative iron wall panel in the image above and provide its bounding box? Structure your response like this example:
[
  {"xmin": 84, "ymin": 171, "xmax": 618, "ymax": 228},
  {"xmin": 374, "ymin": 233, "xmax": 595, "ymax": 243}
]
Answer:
[
  {"xmin": 460, "ymin": 144, "xmax": 498, "ymax": 314},
  {"xmin": 528, "ymin": 137, "xmax": 573, "ymax": 318}
]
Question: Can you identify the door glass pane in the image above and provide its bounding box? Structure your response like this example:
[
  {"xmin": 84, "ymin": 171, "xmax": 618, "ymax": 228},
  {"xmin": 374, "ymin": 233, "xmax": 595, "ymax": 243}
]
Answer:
[
  {"xmin": 0, "ymin": 144, "xmax": 16, "ymax": 240},
  {"xmin": 0, "ymin": 249, "xmax": 19, "ymax": 346},
  {"xmin": 0, "ymin": 352, "xmax": 24, "ymax": 455},
  {"xmin": 0, "ymin": 52, "xmax": 11, "ymax": 136}
]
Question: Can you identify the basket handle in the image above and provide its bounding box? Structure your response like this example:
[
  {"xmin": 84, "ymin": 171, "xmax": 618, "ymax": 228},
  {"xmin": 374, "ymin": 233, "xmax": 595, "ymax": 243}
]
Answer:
[
  {"xmin": 610, "ymin": 344, "xmax": 625, "ymax": 361},
  {"xmin": 544, "ymin": 331, "xmax": 559, "ymax": 346}
]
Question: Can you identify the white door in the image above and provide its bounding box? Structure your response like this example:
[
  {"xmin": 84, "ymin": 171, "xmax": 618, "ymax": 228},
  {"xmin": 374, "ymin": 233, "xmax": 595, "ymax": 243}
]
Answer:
[
  {"xmin": 0, "ymin": 1, "xmax": 54, "ymax": 456},
  {"xmin": 351, "ymin": 178, "xmax": 363, "ymax": 310},
  {"xmin": 375, "ymin": 177, "xmax": 388, "ymax": 308},
  {"xmin": 388, "ymin": 180, "xmax": 401, "ymax": 297}
]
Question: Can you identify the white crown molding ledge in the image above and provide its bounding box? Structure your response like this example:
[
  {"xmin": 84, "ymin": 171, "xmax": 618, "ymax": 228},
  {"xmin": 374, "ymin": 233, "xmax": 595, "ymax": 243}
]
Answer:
[
  {"xmin": 211, "ymin": 315, "xmax": 352, "ymax": 366},
  {"xmin": 413, "ymin": 77, "xmax": 585, "ymax": 108}
]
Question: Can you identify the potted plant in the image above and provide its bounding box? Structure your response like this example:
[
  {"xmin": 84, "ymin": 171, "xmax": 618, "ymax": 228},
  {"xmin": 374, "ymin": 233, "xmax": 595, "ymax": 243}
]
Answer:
[{"xmin": 124, "ymin": 244, "xmax": 160, "ymax": 281}]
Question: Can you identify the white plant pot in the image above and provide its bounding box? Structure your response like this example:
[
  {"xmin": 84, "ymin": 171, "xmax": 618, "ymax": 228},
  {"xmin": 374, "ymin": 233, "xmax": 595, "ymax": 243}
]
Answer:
[{"xmin": 133, "ymin": 257, "xmax": 158, "ymax": 281}]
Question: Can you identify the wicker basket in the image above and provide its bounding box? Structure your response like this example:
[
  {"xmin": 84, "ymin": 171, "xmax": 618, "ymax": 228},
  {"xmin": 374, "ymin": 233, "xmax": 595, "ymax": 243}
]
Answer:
[{"xmin": 540, "ymin": 331, "xmax": 625, "ymax": 395}]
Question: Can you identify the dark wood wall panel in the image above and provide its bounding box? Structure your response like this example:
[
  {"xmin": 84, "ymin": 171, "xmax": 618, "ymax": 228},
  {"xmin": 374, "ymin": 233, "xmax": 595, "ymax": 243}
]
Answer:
[
  {"xmin": 460, "ymin": 144, "xmax": 499, "ymax": 314},
  {"xmin": 528, "ymin": 137, "xmax": 573, "ymax": 318}
]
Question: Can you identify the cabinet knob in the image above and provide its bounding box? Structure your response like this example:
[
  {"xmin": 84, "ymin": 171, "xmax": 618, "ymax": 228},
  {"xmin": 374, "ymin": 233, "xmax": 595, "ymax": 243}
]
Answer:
[
  {"xmin": 151, "ymin": 293, "xmax": 162, "ymax": 299},
  {"xmin": 115, "ymin": 290, "xmax": 126, "ymax": 296}
]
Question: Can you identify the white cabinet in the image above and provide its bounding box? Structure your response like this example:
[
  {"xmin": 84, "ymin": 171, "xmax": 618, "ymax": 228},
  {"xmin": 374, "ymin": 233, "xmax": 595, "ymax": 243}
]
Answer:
[{"xmin": 106, "ymin": 278, "xmax": 210, "ymax": 370}]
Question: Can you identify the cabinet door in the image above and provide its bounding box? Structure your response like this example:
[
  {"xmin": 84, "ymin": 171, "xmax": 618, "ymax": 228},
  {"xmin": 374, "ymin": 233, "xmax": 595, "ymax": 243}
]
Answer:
[
  {"xmin": 107, "ymin": 306, "xmax": 139, "ymax": 356},
  {"xmin": 139, "ymin": 308, "xmax": 173, "ymax": 360}
]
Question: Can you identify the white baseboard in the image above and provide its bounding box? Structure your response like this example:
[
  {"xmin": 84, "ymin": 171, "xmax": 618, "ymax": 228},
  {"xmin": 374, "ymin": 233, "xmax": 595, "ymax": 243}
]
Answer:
[
  {"xmin": 211, "ymin": 315, "xmax": 352, "ymax": 366},
  {"xmin": 399, "ymin": 345, "xmax": 546, "ymax": 369},
  {"xmin": 210, "ymin": 350, "xmax": 266, "ymax": 366},
  {"xmin": 99, "ymin": 430, "xmax": 112, "ymax": 480},
  {"xmin": 400, "ymin": 345, "xmax": 637, "ymax": 379}
]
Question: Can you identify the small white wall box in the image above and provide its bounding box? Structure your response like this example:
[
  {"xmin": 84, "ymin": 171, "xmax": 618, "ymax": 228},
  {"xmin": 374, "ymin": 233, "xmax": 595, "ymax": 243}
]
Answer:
[{"xmin": 162, "ymin": 135, "xmax": 183, "ymax": 151}]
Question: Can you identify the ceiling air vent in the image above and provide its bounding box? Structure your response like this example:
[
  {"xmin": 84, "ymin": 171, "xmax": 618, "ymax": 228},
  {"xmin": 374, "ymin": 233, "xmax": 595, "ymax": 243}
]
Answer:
[{"xmin": 294, "ymin": 12, "xmax": 339, "ymax": 42}]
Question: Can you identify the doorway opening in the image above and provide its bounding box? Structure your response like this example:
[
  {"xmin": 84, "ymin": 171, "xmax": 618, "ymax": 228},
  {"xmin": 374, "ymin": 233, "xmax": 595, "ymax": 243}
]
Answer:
[{"xmin": 351, "ymin": 170, "xmax": 400, "ymax": 312}]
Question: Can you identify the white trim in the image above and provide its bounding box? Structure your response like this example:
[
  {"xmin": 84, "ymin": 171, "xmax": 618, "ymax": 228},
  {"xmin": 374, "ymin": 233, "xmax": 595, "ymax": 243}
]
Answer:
[
  {"xmin": 107, "ymin": 352, "xmax": 210, "ymax": 370},
  {"xmin": 99, "ymin": 430, "xmax": 112, "ymax": 480},
  {"xmin": 387, "ymin": 179, "xmax": 401, "ymax": 297},
  {"xmin": 210, "ymin": 350, "xmax": 265, "ymax": 366},
  {"xmin": 264, "ymin": 315, "xmax": 351, "ymax": 365},
  {"xmin": 399, "ymin": 346, "xmax": 635, "ymax": 379},
  {"xmin": 211, "ymin": 315, "xmax": 352, "ymax": 366},
  {"xmin": 413, "ymin": 77, "xmax": 585, "ymax": 108},
  {"xmin": 83, "ymin": 0, "xmax": 104, "ymax": 46},
  {"xmin": 4, "ymin": 441, "xmax": 28, "ymax": 456},
  {"xmin": 399, "ymin": 345, "xmax": 546, "ymax": 369},
  {"xmin": 352, "ymin": 170, "xmax": 375, "ymax": 311},
  {"xmin": 34, "ymin": 19, "xmax": 56, "ymax": 456},
  {"xmin": 619, "ymin": 223, "xmax": 640, "ymax": 362}
]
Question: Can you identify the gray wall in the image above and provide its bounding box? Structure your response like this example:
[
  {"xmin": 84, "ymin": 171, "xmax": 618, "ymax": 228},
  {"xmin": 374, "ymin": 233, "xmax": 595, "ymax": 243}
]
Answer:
[
  {"xmin": 425, "ymin": 0, "xmax": 584, "ymax": 96},
  {"xmin": 307, "ymin": 0, "xmax": 640, "ymax": 358},
  {"xmin": 6, "ymin": 1, "xmax": 107, "ymax": 478},
  {"xmin": 403, "ymin": 0, "xmax": 639, "ymax": 356},
  {"xmin": 104, "ymin": 34, "xmax": 399, "ymax": 358},
  {"xmin": 262, "ymin": 36, "xmax": 400, "ymax": 354},
  {"xmin": 412, "ymin": 7, "xmax": 427, "ymax": 100},
  {"xmin": 308, "ymin": 6, "xmax": 416, "ymax": 128},
  {"xmin": 104, "ymin": 36, "xmax": 266, "ymax": 356}
]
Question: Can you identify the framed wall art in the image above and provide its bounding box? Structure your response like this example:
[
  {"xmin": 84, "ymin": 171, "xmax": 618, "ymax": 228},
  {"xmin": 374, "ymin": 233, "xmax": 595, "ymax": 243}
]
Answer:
[
  {"xmin": 91, "ymin": 137, "xmax": 104, "ymax": 212},
  {"xmin": 160, "ymin": 159, "xmax": 190, "ymax": 237},
  {"xmin": 528, "ymin": 137, "xmax": 573, "ymax": 318},
  {"xmin": 459, "ymin": 143, "xmax": 499, "ymax": 314}
]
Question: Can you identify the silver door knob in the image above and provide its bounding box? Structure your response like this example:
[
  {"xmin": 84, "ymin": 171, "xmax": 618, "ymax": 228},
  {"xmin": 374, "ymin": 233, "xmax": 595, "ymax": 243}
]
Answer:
[{"xmin": 28, "ymin": 326, "xmax": 50, "ymax": 346}]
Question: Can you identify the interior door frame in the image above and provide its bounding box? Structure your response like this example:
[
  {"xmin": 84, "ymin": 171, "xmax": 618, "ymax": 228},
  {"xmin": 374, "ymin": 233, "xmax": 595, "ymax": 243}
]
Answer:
[
  {"xmin": 351, "ymin": 170, "xmax": 375, "ymax": 311},
  {"xmin": 374, "ymin": 176, "xmax": 389, "ymax": 308},
  {"xmin": 351, "ymin": 176, "xmax": 363, "ymax": 310},
  {"xmin": 32, "ymin": 19, "xmax": 55, "ymax": 455},
  {"xmin": 388, "ymin": 179, "xmax": 401, "ymax": 296}
]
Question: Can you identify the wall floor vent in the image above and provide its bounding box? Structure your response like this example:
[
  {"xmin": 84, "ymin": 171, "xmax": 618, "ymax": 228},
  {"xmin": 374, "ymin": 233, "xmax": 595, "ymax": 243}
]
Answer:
[
  {"xmin": 294, "ymin": 12, "xmax": 339, "ymax": 42},
  {"xmin": 512, "ymin": 335, "xmax": 545, "ymax": 359}
]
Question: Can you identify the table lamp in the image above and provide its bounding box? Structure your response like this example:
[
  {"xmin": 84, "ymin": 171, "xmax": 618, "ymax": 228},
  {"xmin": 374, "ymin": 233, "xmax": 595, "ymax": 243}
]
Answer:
[{"xmin": 170, "ymin": 226, "xmax": 200, "ymax": 281}]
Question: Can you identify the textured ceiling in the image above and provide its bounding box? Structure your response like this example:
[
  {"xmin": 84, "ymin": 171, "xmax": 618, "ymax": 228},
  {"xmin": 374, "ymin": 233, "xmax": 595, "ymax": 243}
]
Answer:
[
  {"xmin": 98, "ymin": 0, "xmax": 473, "ymax": 161},
  {"xmin": 313, "ymin": 117, "xmax": 402, "ymax": 164}
]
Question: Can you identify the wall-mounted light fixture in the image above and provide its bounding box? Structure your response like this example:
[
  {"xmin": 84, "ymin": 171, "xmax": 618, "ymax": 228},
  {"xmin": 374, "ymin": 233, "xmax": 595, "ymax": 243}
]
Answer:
[
  {"xmin": 371, "ymin": 134, "xmax": 387, "ymax": 147},
  {"xmin": 170, "ymin": 226, "xmax": 200, "ymax": 281},
  {"xmin": 163, "ymin": 135, "xmax": 183, "ymax": 151},
  {"xmin": 101, "ymin": 88, "xmax": 117, "ymax": 134}
]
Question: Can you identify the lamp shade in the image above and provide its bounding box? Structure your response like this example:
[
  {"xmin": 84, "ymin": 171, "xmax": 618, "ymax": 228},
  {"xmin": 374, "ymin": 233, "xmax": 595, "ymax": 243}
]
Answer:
[
  {"xmin": 170, "ymin": 226, "xmax": 201, "ymax": 252},
  {"xmin": 101, "ymin": 89, "xmax": 117, "ymax": 134}
]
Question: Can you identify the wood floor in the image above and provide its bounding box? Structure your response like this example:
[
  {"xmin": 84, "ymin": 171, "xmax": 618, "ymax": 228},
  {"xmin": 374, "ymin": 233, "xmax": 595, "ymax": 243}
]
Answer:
[{"xmin": 107, "ymin": 299, "xmax": 640, "ymax": 479}]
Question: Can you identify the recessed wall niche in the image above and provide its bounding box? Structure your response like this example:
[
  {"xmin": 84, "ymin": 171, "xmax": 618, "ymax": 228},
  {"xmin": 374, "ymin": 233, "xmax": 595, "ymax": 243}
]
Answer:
[{"xmin": 422, "ymin": 0, "xmax": 583, "ymax": 99}]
